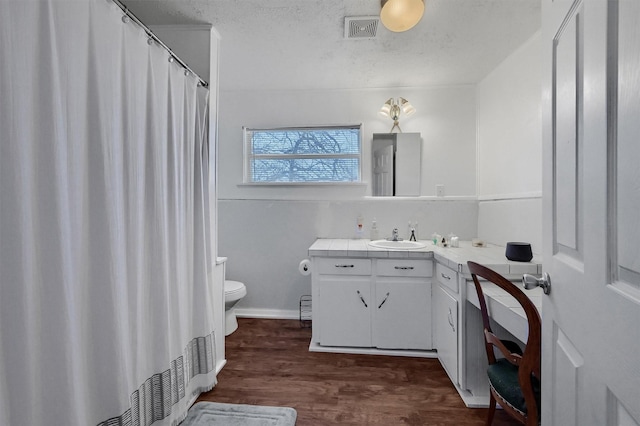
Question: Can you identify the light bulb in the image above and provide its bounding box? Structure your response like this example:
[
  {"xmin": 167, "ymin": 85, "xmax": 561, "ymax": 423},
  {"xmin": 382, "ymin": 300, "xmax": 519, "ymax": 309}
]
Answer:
[{"xmin": 380, "ymin": 0, "xmax": 425, "ymax": 33}]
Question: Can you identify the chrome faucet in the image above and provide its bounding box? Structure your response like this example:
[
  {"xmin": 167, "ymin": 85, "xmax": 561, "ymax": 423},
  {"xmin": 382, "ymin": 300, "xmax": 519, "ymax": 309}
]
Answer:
[{"xmin": 390, "ymin": 228, "xmax": 401, "ymax": 241}]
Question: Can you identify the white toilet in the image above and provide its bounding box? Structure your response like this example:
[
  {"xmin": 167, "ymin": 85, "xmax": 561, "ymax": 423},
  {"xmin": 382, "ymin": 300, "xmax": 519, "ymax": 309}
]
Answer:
[{"xmin": 224, "ymin": 280, "xmax": 247, "ymax": 336}]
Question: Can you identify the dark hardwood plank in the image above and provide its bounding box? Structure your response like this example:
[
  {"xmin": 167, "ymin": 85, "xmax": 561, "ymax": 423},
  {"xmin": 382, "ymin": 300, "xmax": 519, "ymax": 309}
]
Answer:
[{"xmin": 197, "ymin": 318, "xmax": 519, "ymax": 425}]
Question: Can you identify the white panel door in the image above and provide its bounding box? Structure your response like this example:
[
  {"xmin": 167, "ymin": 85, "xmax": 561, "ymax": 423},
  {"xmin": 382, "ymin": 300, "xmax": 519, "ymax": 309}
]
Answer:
[
  {"xmin": 372, "ymin": 144, "xmax": 394, "ymax": 196},
  {"xmin": 542, "ymin": 0, "xmax": 640, "ymax": 424}
]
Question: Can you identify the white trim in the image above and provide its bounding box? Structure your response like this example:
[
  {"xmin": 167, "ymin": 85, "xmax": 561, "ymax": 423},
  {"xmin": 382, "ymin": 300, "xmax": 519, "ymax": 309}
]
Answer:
[
  {"xmin": 453, "ymin": 388, "xmax": 491, "ymax": 408},
  {"xmin": 221, "ymin": 84, "xmax": 477, "ymax": 95},
  {"xmin": 475, "ymin": 86, "xmax": 481, "ymax": 205},
  {"xmin": 608, "ymin": 282, "xmax": 640, "ymax": 306},
  {"xmin": 238, "ymin": 182, "xmax": 367, "ymax": 188},
  {"xmin": 363, "ymin": 195, "xmax": 478, "ymax": 201},
  {"xmin": 477, "ymin": 191, "xmax": 542, "ymax": 201},
  {"xmin": 308, "ymin": 341, "xmax": 438, "ymax": 358},
  {"xmin": 224, "ymin": 194, "xmax": 478, "ymax": 201},
  {"xmin": 215, "ymin": 359, "xmax": 227, "ymax": 375},
  {"xmin": 235, "ymin": 308, "xmax": 300, "ymax": 320},
  {"xmin": 149, "ymin": 24, "xmax": 213, "ymax": 31},
  {"xmin": 243, "ymin": 124, "xmax": 363, "ymax": 184}
]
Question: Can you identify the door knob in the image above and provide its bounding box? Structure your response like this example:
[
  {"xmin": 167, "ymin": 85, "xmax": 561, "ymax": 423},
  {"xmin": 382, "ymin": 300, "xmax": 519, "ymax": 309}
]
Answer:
[{"xmin": 523, "ymin": 273, "xmax": 551, "ymax": 295}]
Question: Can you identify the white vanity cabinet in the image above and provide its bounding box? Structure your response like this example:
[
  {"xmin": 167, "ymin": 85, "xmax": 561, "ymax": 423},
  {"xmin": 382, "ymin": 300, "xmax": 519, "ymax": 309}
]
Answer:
[
  {"xmin": 309, "ymin": 239, "xmax": 543, "ymax": 408},
  {"xmin": 312, "ymin": 256, "xmax": 433, "ymax": 351},
  {"xmin": 315, "ymin": 257, "xmax": 372, "ymax": 347},
  {"xmin": 373, "ymin": 259, "xmax": 432, "ymax": 350},
  {"xmin": 433, "ymin": 262, "xmax": 459, "ymax": 384}
]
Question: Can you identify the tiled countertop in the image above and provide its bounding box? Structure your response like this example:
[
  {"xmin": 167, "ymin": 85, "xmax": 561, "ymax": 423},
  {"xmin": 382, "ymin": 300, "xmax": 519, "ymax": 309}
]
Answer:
[
  {"xmin": 308, "ymin": 238, "xmax": 542, "ymax": 276},
  {"xmin": 309, "ymin": 238, "xmax": 543, "ymax": 378}
]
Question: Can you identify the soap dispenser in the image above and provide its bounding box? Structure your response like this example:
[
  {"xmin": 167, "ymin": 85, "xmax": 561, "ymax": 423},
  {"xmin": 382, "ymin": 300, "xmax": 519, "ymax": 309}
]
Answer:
[
  {"xmin": 355, "ymin": 214, "xmax": 364, "ymax": 239},
  {"xmin": 370, "ymin": 219, "xmax": 379, "ymax": 241}
]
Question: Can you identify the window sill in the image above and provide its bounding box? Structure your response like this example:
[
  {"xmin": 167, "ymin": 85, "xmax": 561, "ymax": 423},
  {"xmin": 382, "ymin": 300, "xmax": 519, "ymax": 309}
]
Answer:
[{"xmin": 238, "ymin": 182, "xmax": 367, "ymax": 188}]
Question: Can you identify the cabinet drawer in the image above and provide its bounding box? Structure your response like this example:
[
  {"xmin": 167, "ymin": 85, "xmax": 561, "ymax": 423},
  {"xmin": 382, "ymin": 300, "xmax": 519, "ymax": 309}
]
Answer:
[
  {"xmin": 436, "ymin": 262, "xmax": 458, "ymax": 293},
  {"xmin": 316, "ymin": 257, "xmax": 371, "ymax": 276},
  {"xmin": 377, "ymin": 259, "xmax": 432, "ymax": 278}
]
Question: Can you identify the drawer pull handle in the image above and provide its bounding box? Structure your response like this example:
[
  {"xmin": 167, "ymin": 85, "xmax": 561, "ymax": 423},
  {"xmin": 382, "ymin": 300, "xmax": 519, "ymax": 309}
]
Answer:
[
  {"xmin": 357, "ymin": 290, "xmax": 368, "ymax": 308},
  {"xmin": 447, "ymin": 308, "xmax": 456, "ymax": 332},
  {"xmin": 335, "ymin": 264, "xmax": 355, "ymax": 268},
  {"xmin": 441, "ymin": 272, "xmax": 451, "ymax": 280},
  {"xmin": 394, "ymin": 266, "xmax": 414, "ymax": 270},
  {"xmin": 378, "ymin": 292, "xmax": 390, "ymax": 309}
]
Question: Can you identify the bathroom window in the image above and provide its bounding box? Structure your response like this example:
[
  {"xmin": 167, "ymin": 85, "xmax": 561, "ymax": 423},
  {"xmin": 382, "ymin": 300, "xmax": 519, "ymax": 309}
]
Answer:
[{"xmin": 243, "ymin": 125, "xmax": 362, "ymax": 183}]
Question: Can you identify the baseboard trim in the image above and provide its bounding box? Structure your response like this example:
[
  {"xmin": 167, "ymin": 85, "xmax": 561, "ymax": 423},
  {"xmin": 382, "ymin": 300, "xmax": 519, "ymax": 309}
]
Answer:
[
  {"xmin": 308, "ymin": 341, "xmax": 438, "ymax": 359},
  {"xmin": 453, "ymin": 386, "xmax": 491, "ymax": 408},
  {"xmin": 215, "ymin": 359, "xmax": 227, "ymax": 375},
  {"xmin": 235, "ymin": 308, "xmax": 300, "ymax": 320}
]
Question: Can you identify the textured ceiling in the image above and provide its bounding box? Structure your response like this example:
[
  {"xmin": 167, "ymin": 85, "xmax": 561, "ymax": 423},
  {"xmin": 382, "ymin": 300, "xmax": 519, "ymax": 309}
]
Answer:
[{"xmin": 122, "ymin": 0, "xmax": 541, "ymax": 91}]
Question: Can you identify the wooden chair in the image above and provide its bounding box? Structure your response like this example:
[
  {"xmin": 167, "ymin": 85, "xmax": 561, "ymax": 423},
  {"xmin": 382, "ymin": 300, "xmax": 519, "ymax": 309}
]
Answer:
[{"xmin": 467, "ymin": 261, "xmax": 541, "ymax": 426}]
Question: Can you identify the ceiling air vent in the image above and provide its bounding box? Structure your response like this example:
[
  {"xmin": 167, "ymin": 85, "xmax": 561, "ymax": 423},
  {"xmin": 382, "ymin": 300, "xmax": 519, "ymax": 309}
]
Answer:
[{"xmin": 344, "ymin": 16, "xmax": 379, "ymax": 39}]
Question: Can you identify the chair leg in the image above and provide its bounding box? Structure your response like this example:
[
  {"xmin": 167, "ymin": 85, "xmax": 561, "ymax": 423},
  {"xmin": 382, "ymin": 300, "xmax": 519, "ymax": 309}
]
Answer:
[{"xmin": 486, "ymin": 393, "xmax": 497, "ymax": 426}]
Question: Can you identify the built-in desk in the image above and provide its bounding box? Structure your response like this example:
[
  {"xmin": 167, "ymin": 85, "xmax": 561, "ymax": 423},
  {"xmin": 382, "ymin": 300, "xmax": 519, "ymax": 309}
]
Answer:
[
  {"xmin": 466, "ymin": 281, "xmax": 542, "ymax": 344},
  {"xmin": 459, "ymin": 273, "xmax": 542, "ymax": 407},
  {"xmin": 430, "ymin": 242, "xmax": 542, "ymax": 407}
]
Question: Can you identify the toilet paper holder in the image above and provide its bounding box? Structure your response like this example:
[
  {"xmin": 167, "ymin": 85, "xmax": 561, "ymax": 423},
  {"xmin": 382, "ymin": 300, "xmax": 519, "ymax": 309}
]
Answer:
[{"xmin": 299, "ymin": 259, "xmax": 311, "ymax": 276}]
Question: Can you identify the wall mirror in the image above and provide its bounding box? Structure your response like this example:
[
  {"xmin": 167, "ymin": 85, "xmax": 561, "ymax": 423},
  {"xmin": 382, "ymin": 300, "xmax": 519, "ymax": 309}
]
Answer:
[{"xmin": 372, "ymin": 133, "xmax": 422, "ymax": 196}]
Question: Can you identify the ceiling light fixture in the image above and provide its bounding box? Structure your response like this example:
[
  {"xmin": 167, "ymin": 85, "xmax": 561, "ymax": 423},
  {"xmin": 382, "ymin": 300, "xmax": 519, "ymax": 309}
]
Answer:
[
  {"xmin": 380, "ymin": 0, "xmax": 425, "ymax": 32},
  {"xmin": 379, "ymin": 97, "xmax": 416, "ymax": 132}
]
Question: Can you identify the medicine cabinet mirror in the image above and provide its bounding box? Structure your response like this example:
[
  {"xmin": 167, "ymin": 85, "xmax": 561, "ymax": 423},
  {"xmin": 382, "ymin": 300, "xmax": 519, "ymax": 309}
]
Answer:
[{"xmin": 371, "ymin": 132, "xmax": 422, "ymax": 196}]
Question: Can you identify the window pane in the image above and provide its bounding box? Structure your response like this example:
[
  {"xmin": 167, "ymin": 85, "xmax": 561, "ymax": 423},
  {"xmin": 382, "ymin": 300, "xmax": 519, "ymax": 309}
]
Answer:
[
  {"xmin": 251, "ymin": 129, "xmax": 360, "ymax": 155},
  {"xmin": 251, "ymin": 158, "xmax": 360, "ymax": 182},
  {"xmin": 245, "ymin": 125, "xmax": 362, "ymax": 183}
]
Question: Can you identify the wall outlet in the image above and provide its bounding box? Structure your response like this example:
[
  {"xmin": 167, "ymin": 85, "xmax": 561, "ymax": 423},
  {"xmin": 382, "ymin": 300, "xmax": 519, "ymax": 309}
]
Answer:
[{"xmin": 436, "ymin": 184, "xmax": 445, "ymax": 197}]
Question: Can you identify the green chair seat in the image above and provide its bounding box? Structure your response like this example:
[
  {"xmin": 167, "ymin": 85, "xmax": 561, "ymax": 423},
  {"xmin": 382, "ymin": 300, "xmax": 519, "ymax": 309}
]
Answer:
[{"xmin": 487, "ymin": 358, "xmax": 541, "ymax": 417}]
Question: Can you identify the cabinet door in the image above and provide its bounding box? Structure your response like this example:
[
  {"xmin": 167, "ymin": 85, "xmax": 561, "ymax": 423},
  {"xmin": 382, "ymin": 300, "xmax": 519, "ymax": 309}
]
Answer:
[
  {"xmin": 373, "ymin": 279, "xmax": 432, "ymax": 350},
  {"xmin": 395, "ymin": 133, "xmax": 421, "ymax": 196},
  {"xmin": 435, "ymin": 285, "xmax": 458, "ymax": 383},
  {"xmin": 317, "ymin": 277, "xmax": 372, "ymax": 347}
]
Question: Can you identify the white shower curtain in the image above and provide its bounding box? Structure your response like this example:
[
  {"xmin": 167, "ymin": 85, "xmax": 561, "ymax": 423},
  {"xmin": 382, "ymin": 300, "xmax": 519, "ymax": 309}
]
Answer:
[{"xmin": 0, "ymin": 1, "xmax": 217, "ymax": 425}]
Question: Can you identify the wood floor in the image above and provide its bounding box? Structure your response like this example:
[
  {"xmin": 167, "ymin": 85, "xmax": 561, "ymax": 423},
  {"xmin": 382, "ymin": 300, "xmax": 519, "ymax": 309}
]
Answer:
[{"xmin": 197, "ymin": 318, "xmax": 519, "ymax": 425}]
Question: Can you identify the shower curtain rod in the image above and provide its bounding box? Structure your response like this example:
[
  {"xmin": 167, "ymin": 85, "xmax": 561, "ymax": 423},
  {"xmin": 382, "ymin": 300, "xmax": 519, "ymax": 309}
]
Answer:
[{"xmin": 111, "ymin": 0, "xmax": 209, "ymax": 88}]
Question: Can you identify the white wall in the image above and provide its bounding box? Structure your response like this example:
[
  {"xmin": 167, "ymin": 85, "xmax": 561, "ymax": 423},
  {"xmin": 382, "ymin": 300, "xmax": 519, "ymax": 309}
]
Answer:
[
  {"xmin": 220, "ymin": 199, "xmax": 478, "ymax": 317},
  {"xmin": 150, "ymin": 25, "xmax": 212, "ymax": 80},
  {"xmin": 151, "ymin": 24, "xmax": 544, "ymax": 315},
  {"xmin": 218, "ymin": 86, "xmax": 477, "ymax": 199},
  {"xmin": 218, "ymin": 86, "xmax": 479, "ymax": 316},
  {"xmin": 476, "ymin": 32, "xmax": 543, "ymax": 253}
]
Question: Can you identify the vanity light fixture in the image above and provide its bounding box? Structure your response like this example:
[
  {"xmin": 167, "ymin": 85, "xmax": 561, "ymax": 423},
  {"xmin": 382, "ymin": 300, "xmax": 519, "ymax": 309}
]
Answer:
[
  {"xmin": 380, "ymin": 0, "xmax": 425, "ymax": 32},
  {"xmin": 379, "ymin": 97, "xmax": 416, "ymax": 132}
]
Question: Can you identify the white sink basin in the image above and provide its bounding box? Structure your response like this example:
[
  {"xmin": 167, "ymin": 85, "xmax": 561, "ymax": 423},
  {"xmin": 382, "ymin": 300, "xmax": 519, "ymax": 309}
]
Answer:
[{"xmin": 368, "ymin": 240, "xmax": 426, "ymax": 250}]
